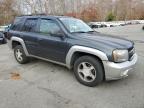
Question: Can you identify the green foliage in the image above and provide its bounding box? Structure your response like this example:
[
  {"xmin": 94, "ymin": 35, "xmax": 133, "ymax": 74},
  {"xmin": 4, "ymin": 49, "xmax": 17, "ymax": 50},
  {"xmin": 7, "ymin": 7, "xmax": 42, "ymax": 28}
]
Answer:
[{"xmin": 106, "ymin": 12, "xmax": 116, "ymax": 21}]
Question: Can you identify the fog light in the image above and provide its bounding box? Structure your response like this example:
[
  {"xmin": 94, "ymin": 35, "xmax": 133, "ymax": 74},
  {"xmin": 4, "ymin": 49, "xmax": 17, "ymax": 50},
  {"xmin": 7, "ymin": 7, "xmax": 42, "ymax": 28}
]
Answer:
[{"xmin": 121, "ymin": 70, "xmax": 129, "ymax": 77}]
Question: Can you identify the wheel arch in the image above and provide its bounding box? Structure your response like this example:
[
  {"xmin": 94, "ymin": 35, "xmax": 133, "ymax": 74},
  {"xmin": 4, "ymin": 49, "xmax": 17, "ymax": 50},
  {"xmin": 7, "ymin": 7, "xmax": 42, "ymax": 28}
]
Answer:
[
  {"xmin": 12, "ymin": 41, "xmax": 21, "ymax": 49},
  {"xmin": 11, "ymin": 37, "xmax": 29, "ymax": 56},
  {"xmin": 66, "ymin": 46, "xmax": 108, "ymax": 68},
  {"xmin": 70, "ymin": 52, "xmax": 104, "ymax": 68},
  {"xmin": 65, "ymin": 46, "xmax": 108, "ymax": 80},
  {"xmin": 70, "ymin": 52, "xmax": 106, "ymax": 80}
]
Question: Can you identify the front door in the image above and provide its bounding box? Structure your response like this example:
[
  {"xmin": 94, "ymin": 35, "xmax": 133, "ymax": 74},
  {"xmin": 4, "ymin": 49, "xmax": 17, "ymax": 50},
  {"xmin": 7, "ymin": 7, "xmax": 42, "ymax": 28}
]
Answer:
[{"xmin": 36, "ymin": 18, "xmax": 69, "ymax": 63}]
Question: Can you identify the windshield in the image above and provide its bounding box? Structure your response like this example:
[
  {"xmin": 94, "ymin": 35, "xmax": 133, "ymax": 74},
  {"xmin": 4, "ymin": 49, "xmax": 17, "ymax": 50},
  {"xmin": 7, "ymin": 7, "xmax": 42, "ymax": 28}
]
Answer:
[{"xmin": 59, "ymin": 18, "xmax": 93, "ymax": 33}]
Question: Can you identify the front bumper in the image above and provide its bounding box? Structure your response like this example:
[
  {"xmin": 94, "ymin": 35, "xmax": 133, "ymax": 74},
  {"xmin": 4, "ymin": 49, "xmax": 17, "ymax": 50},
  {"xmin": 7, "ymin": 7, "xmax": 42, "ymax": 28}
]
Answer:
[{"xmin": 103, "ymin": 53, "xmax": 138, "ymax": 80}]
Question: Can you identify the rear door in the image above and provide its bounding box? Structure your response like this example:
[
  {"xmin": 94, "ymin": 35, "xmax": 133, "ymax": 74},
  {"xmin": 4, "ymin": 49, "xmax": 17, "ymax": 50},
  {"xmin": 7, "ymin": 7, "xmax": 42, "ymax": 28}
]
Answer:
[{"xmin": 20, "ymin": 18, "xmax": 39, "ymax": 55}]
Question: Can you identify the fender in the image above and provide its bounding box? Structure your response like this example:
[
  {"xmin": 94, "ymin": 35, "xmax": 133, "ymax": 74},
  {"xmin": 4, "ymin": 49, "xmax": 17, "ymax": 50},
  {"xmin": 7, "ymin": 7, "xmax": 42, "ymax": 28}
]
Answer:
[
  {"xmin": 11, "ymin": 37, "xmax": 29, "ymax": 56},
  {"xmin": 66, "ymin": 46, "xmax": 108, "ymax": 69}
]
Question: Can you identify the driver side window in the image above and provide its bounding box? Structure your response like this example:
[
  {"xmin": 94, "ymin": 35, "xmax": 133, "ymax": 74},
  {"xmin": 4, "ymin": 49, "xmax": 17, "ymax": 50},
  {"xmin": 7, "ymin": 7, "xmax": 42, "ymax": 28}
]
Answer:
[{"xmin": 40, "ymin": 19, "xmax": 61, "ymax": 35}]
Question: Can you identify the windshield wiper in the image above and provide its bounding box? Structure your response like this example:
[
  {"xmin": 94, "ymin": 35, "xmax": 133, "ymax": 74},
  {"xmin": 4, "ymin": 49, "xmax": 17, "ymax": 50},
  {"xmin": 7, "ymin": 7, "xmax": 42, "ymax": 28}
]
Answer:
[
  {"xmin": 87, "ymin": 31, "xmax": 95, "ymax": 33},
  {"xmin": 72, "ymin": 31, "xmax": 95, "ymax": 33},
  {"xmin": 72, "ymin": 31, "xmax": 87, "ymax": 33}
]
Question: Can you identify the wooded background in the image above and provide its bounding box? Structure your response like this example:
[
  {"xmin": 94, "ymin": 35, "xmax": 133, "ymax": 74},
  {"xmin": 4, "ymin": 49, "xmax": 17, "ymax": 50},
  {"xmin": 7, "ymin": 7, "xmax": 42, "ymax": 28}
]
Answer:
[{"xmin": 0, "ymin": 0, "xmax": 144, "ymax": 25}]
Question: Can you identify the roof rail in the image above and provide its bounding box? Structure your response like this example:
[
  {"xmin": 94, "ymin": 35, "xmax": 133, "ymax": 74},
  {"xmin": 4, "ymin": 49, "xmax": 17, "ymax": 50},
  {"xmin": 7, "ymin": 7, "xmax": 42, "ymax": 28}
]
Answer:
[{"xmin": 18, "ymin": 13, "xmax": 47, "ymax": 17}]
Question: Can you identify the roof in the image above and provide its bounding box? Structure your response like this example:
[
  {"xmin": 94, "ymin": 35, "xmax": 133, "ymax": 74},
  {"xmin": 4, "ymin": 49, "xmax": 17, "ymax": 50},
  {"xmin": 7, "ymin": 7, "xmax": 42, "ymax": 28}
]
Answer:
[{"xmin": 16, "ymin": 15, "xmax": 71, "ymax": 19}]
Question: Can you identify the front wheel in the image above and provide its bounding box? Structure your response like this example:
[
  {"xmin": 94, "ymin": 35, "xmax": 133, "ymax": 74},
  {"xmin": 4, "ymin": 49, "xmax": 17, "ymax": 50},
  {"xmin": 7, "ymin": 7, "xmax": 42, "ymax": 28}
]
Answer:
[
  {"xmin": 74, "ymin": 56, "xmax": 104, "ymax": 87},
  {"xmin": 14, "ymin": 45, "xmax": 29, "ymax": 64}
]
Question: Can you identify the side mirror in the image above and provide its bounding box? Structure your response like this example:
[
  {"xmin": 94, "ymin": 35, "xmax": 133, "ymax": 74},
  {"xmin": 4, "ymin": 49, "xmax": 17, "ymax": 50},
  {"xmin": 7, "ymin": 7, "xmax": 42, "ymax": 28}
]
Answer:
[
  {"xmin": 52, "ymin": 31, "xmax": 65, "ymax": 38},
  {"xmin": 56, "ymin": 32, "xmax": 65, "ymax": 37}
]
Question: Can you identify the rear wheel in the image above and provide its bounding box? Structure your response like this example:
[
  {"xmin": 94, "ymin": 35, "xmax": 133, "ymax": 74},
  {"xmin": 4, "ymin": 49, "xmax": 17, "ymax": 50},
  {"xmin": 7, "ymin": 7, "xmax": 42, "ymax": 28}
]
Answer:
[
  {"xmin": 14, "ymin": 45, "xmax": 29, "ymax": 64},
  {"xmin": 74, "ymin": 56, "xmax": 104, "ymax": 87}
]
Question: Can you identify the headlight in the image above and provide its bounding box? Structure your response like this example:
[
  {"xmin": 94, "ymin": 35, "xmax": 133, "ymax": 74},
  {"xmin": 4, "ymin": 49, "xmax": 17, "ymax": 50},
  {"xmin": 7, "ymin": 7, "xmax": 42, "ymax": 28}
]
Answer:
[{"xmin": 113, "ymin": 49, "xmax": 128, "ymax": 62}]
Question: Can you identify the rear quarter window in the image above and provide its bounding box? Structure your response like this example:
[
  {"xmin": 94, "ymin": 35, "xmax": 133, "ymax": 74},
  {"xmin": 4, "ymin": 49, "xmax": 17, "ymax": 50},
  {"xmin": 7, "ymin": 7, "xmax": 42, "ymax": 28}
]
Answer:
[{"xmin": 10, "ymin": 17, "xmax": 24, "ymax": 31}]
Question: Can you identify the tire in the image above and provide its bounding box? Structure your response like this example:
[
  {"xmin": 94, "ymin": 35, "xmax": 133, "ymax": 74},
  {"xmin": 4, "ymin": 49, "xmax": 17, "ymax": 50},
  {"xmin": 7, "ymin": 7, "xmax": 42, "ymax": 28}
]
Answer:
[
  {"xmin": 74, "ymin": 56, "xmax": 104, "ymax": 87},
  {"xmin": 14, "ymin": 45, "xmax": 29, "ymax": 64}
]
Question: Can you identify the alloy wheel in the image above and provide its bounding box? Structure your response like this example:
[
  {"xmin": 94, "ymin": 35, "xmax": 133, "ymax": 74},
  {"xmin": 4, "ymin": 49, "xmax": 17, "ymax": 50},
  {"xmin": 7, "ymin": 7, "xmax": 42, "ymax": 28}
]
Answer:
[{"xmin": 77, "ymin": 62, "xmax": 96, "ymax": 82}]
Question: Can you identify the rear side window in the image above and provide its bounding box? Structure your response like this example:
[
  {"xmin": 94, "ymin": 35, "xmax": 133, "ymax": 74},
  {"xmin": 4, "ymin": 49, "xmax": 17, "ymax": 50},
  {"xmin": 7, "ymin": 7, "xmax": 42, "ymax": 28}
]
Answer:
[
  {"xmin": 10, "ymin": 18, "xmax": 23, "ymax": 31},
  {"xmin": 22, "ymin": 19, "xmax": 38, "ymax": 32}
]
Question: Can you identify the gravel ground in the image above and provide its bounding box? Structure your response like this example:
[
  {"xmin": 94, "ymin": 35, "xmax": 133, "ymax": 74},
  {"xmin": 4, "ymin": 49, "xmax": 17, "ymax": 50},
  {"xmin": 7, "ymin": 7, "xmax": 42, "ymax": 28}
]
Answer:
[{"xmin": 0, "ymin": 24, "xmax": 144, "ymax": 108}]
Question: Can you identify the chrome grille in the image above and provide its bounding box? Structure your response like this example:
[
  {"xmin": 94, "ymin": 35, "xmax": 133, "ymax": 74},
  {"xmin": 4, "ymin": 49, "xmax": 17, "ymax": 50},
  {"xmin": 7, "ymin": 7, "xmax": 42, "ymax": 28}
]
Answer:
[{"xmin": 128, "ymin": 47, "xmax": 135, "ymax": 61}]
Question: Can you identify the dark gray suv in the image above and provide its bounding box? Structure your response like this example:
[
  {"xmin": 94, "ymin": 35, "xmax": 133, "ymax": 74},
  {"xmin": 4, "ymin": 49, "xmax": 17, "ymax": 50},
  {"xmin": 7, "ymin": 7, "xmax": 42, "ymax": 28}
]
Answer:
[{"xmin": 5, "ymin": 15, "xmax": 137, "ymax": 86}]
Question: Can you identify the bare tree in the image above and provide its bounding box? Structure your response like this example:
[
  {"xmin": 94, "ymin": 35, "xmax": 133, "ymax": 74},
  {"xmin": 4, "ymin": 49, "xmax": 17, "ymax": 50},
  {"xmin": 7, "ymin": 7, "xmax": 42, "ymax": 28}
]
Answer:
[
  {"xmin": 0, "ymin": 0, "xmax": 19, "ymax": 25},
  {"xmin": 0, "ymin": 0, "xmax": 144, "ymax": 25}
]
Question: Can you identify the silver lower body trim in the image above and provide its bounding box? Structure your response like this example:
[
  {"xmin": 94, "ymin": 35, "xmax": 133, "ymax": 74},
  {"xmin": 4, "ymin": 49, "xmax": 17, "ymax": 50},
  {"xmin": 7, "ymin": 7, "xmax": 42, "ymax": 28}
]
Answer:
[
  {"xmin": 103, "ymin": 53, "xmax": 138, "ymax": 80},
  {"xmin": 29, "ymin": 55, "xmax": 67, "ymax": 67}
]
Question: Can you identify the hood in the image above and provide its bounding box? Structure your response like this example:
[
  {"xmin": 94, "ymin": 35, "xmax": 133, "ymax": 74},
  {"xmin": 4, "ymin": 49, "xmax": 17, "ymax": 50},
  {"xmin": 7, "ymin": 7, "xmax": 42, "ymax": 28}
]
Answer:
[{"xmin": 71, "ymin": 32, "xmax": 133, "ymax": 50}]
